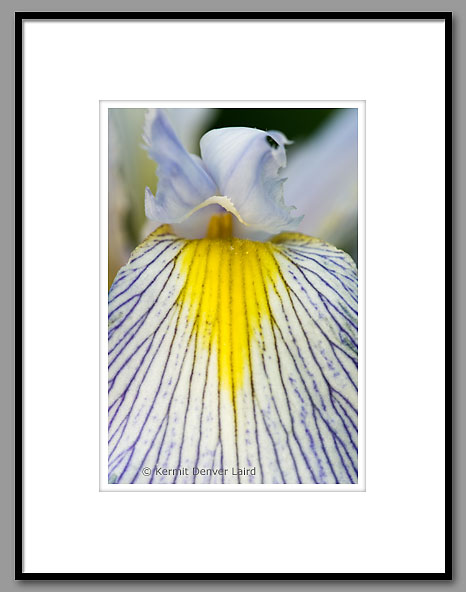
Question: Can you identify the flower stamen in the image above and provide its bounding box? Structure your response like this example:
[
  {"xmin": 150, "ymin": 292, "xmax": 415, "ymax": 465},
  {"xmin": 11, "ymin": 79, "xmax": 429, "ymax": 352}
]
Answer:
[{"xmin": 206, "ymin": 212, "xmax": 233, "ymax": 239}]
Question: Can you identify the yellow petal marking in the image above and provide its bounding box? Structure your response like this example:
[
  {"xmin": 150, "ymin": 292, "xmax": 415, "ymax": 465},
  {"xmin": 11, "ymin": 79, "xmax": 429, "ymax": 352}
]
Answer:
[
  {"xmin": 108, "ymin": 221, "xmax": 358, "ymax": 484},
  {"xmin": 177, "ymin": 215, "xmax": 278, "ymax": 410}
]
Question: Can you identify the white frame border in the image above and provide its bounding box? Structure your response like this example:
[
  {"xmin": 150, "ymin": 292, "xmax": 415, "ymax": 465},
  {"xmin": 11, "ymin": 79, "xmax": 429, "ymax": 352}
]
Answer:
[{"xmin": 23, "ymin": 18, "xmax": 446, "ymax": 574}]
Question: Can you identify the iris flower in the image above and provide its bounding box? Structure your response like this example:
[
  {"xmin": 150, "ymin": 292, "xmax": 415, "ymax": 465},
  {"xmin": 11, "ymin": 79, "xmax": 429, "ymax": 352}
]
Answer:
[
  {"xmin": 108, "ymin": 109, "xmax": 358, "ymax": 485},
  {"xmin": 286, "ymin": 109, "xmax": 358, "ymax": 260}
]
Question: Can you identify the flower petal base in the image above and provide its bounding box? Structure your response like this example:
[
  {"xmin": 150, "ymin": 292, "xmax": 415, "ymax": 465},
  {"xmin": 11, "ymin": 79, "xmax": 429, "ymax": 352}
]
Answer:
[{"xmin": 108, "ymin": 225, "xmax": 358, "ymax": 484}]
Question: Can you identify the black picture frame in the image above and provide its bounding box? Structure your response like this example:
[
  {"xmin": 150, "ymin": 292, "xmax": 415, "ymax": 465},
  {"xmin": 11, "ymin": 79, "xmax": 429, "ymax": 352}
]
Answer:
[{"xmin": 15, "ymin": 11, "xmax": 452, "ymax": 581}]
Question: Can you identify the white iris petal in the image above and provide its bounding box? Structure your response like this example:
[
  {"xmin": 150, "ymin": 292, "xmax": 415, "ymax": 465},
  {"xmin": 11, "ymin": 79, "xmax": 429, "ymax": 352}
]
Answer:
[
  {"xmin": 200, "ymin": 127, "xmax": 302, "ymax": 234},
  {"xmin": 108, "ymin": 228, "xmax": 357, "ymax": 485}
]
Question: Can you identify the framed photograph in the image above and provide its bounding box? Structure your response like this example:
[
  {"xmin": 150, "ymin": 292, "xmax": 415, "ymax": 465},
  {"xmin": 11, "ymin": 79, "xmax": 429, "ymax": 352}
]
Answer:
[
  {"xmin": 103, "ymin": 100, "xmax": 363, "ymax": 491},
  {"xmin": 17, "ymin": 13, "xmax": 451, "ymax": 579}
]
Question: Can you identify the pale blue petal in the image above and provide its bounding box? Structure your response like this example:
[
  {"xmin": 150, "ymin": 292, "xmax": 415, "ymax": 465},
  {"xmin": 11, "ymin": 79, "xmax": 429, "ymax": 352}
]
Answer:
[
  {"xmin": 199, "ymin": 127, "xmax": 302, "ymax": 234},
  {"xmin": 163, "ymin": 108, "xmax": 218, "ymax": 153},
  {"xmin": 285, "ymin": 110, "xmax": 358, "ymax": 250},
  {"xmin": 143, "ymin": 109, "xmax": 217, "ymax": 223}
]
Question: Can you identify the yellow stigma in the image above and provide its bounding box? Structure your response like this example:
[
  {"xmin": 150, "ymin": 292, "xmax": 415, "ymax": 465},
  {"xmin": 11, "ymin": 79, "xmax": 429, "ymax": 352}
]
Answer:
[
  {"xmin": 176, "ymin": 214, "xmax": 281, "ymax": 411},
  {"xmin": 206, "ymin": 212, "xmax": 233, "ymax": 239}
]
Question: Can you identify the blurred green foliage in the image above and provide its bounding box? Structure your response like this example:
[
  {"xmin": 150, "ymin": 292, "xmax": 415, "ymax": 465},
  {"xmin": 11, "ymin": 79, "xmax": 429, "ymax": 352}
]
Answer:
[{"xmin": 207, "ymin": 108, "xmax": 338, "ymax": 145}]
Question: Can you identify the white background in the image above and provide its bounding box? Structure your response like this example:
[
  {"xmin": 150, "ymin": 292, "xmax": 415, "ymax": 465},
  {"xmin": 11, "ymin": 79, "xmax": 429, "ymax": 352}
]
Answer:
[{"xmin": 23, "ymin": 20, "xmax": 445, "ymax": 574}]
